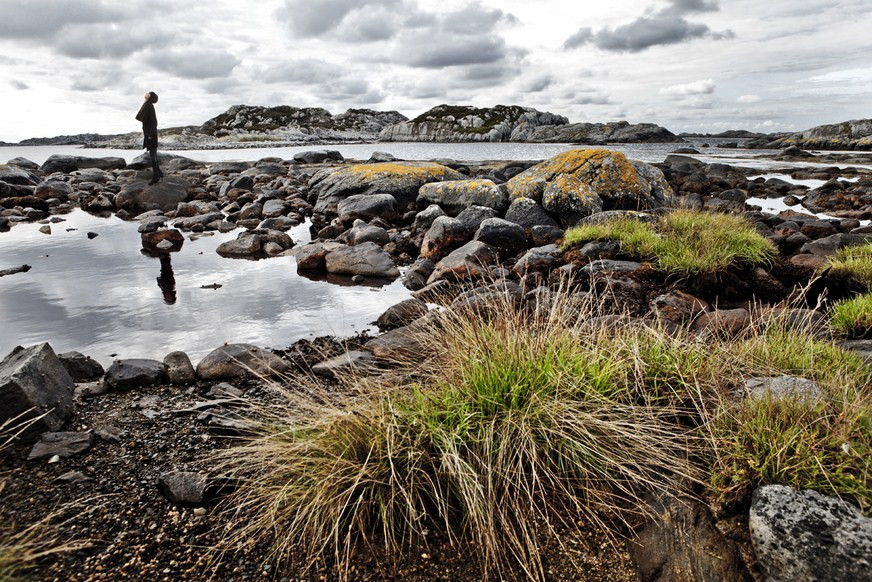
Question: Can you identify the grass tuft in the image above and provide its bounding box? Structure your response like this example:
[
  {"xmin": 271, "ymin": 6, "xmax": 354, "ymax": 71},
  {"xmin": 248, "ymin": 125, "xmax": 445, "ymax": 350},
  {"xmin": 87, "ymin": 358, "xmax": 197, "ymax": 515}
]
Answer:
[
  {"xmin": 831, "ymin": 292, "xmax": 872, "ymax": 338},
  {"xmin": 563, "ymin": 209, "xmax": 775, "ymax": 275},
  {"xmin": 827, "ymin": 242, "xmax": 872, "ymax": 289}
]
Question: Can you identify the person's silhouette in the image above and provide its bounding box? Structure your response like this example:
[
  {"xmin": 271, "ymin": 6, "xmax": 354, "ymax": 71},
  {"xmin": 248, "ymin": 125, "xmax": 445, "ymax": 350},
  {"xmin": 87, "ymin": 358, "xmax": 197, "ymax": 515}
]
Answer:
[
  {"xmin": 157, "ymin": 254, "xmax": 177, "ymax": 305},
  {"xmin": 135, "ymin": 91, "xmax": 163, "ymax": 185}
]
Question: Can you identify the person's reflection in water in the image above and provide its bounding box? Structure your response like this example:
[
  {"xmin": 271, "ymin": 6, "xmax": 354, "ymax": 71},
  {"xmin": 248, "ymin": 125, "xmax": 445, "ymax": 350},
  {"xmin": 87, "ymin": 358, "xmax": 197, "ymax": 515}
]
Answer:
[{"xmin": 157, "ymin": 254, "xmax": 177, "ymax": 304}]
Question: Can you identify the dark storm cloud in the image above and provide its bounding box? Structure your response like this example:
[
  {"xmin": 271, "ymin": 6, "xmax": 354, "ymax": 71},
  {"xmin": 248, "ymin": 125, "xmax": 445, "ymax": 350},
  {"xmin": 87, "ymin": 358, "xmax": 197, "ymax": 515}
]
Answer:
[
  {"xmin": 55, "ymin": 25, "xmax": 175, "ymax": 59},
  {"xmin": 9, "ymin": 80, "xmax": 29, "ymax": 90},
  {"xmin": 146, "ymin": 48, "xmax": 241, "ymax": 79},
  {"xmin": 564, "ymin": 0, "xmax": 733, "ymax": 53},
  {"xmin": 0, "ymin": 0, "xmax": 125, "ymax": 38}
]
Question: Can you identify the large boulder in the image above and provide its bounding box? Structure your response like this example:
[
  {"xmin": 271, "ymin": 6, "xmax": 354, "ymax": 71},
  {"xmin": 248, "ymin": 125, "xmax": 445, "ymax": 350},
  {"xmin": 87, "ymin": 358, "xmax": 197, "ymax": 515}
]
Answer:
[
  {"xmin": 116, "ymin": 177, "xmax": 190, "ymax": 213},
  {"xmin": 196, "ymin": 344, "xmax": 290, "ymax": 381},
  {"xmin": 41, "ymin": 155, "xmax": 125, "ymax": 174},
  {"xmin": 0, "ymin": 164, "xmax": 38, "ymax": 186},
  {"xmin": 324, "ymin": 242, "xmax": 400, "ymax": 278},
  {"xmin": 417, "ymin": 179, "xmax": 508, "ymax": 216},
  {"xmin": 0, "ymin": 343, "xmax": 75, "ymax": 444},
  {"xmin": 309, "ymin": 162, "xmax": 464, "ymax": 215},
  {"xmin": 58, "ymin": 351, "xmax": 105, "ymax": 382},
  {"xmin": 506, "ymin": 149, "xmax": 673, "ymax": 227},
  {"xmin": 750, "ymin": 485, "xmax": 872, "ymax": 581}
]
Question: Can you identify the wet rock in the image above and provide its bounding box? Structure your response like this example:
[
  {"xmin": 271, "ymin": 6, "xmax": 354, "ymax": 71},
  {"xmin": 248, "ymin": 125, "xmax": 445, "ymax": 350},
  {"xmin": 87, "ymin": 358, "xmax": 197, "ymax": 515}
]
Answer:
[
  {"xmin": 158, "ymin": 471, "xmax": 208, "ymax": 505},
  {"xmin": 504, "ymin": 197, "xmax": 560, "ymax": 230},
  {"xmin": 629, "ymin": 493, "xmax": 751, "ymax": 582},
  {"xmin": 104, "ymin": 359, "xmax": 168, "ymax": 391},
  {"xmin": 417, "ymin": 179, "xmax": 507, "ymax": 216},
  {"xmin": 137, "ymin": 215, "xmax": 169, "ymax": 233},
  {"xmin": 27, "ymin": 431, "xmax": 94, "ymax": 461},
  {"xmin": 310, "ymin": 162, "xmax": 464, "ymax": 215},
  {"xmin": 0, "ymin": 343, "xmax": 74, "ymax": 444},
  {"xmin": 324, "ymin": 242, "xmax": 400, "ymax": 278},
  {"xmin": 0, "ymin": 264, "xmax": 31, "ymax": 277},
  {"xmin": 743, "ymin": 376, "xmax": 822, "ymax": 404},
  {"xmin": 473, "ymin": 217, "xmax": 527, "ymax": 257},
  {"xmin": 376, "ymin": 298, "xmax": 429, "ymax": 330},
  {"xmin": 196, "ymin": 344, "xmax": 290, "ymax": 381},
  {"xmin": 750, "ymin": 485, "xmax": 872, "ymax": 582},
  {"xmin": 115, "ymin": 177, "xmax": 190, "ymax": 213},
  {"xmin": 294, "ymin": 241, "xmax": 345, "ymax": 270},
  {"xmin": 420, "ymin": 216, "xmax": 470, "ymax": 260},
  {"xmin": 337, "ymin": 193, "xmax": 398, "ymax": 224},
  {"xmin": 38, "ymin": 225, "xmax": 51, "ymax": 235},
  {"xmin": 58, "ymin": 351, "xmax": 105, "ymax": 382},
  {"xmin": 163, "ymin": 351, "xmax": 196, "ymax": 384},
  {"xmin": 312, "ymin": 351, "xmax": 378, "ymax": 378},
  {"xmin": 427, "ymin": 241, "xmax": 499, "ymax": 284},
  {"xmin": 142, "ymin": 228, "xmax": 184, "ymax": 252},
  {"xmin": 216, "ymin": 230, "xmax": 292, "ymax": 257}
]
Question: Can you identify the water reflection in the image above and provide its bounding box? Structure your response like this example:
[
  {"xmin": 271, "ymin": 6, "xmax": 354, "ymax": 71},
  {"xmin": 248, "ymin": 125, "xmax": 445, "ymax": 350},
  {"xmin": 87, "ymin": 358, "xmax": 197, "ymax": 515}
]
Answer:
[{"xmin": 0, "ymin": 211, "xmax": 413, "ymax": 365}]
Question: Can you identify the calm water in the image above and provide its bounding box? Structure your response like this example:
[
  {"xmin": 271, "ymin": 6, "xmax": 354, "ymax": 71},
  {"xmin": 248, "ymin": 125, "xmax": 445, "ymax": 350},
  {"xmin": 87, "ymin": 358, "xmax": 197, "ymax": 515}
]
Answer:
[{"xmin": 0, "ymin": 211, "xmax": 412, "ymax": 366}]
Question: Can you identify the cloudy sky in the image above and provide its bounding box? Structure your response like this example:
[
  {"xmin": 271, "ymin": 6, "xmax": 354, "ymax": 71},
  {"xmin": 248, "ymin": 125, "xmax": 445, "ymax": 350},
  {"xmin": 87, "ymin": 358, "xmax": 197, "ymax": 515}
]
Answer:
[{"xmin": 1, "ymin": 0, "xmax": 870, "ymax": 142}]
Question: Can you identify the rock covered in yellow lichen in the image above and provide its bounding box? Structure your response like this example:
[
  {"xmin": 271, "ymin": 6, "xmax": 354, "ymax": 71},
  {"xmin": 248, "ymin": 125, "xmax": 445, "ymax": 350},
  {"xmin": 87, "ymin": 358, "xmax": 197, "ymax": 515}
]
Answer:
[
  {"xmin": 417, "ymin": 179, "xmax": 508, "ymax": 216},
  {"xmin": 310, "ymin": 162, "xmax": 465, "ymax": 216},
  {"xmin": 506, "ymin": 149, "xmax": 673, "ymax": 227}
]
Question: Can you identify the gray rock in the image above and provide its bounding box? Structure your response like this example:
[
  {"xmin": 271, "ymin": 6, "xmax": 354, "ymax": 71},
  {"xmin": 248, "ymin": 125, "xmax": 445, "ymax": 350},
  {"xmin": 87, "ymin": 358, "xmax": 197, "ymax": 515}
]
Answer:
[
  {"xmin": 799, "ymin": 233, "xmax": 872, "ymax": 256},
  {"xmin": 743, "ymin": 376, "xmax": 822, "ymax": 404},
  {"xmin": 580, "ymin": 259, "xmax": 645, "ymax": 274},
  {"xmin": 41, "ymin": 155, "xmax": 125, "ymax": 174},
  {"xmin": 530, "ymin": 224, "xmax": 563, "ymax": 246},
  {"xmin": 750, "ymin": 485, "xmax": 872, "ymax": 581},
  {"xmin": 368, "ymin": 151, "xmax": 398, "ymax": 162},
  {"xmin": 196, "ymin": 344, "xmax": 290, "ymax": 381},
  {"xmin": 58, "ymin": 351, "xmax": 105, "ymax": 382},
  {"xmin": 513, "ymin": 244, "xmax": 561, "ymax": 276},
  {"xmin": 504, "ymin": 197, "xmax": 559, "ymax": 230},
  {"xmin": 0, "ymin": 343, "xmax": 75, "ymax": 444},
  {"xmin": 324, "ymin": 242, "xmax": 400, "ymax": 278},
  {"xmin": 402, "ymin": 257, "xmax": 436, "ymax": 291},
  {"xmin": 115, "ymin": 177, "xmax": 190, "ymax": 213},
  {"xmin": 413, "ymin": 204, "xmax": 446, "ymax": 232},
  {"xmin": 104, "ymin": 359, "xmax": 168, "ymax": 391},
  {"xmin": 337, "ymin": 193, "xmax": 398, "ymax": 224},
  {"xmin": 473, "ymin": 217, "xmax": 527, "ymax": 256},
  {"xmin": 216, "ymin": 232, "xmax": 263, "ymax": 257},
  {"xmin": 650, "ymin": 290, "xmax": 709, "ymax": 324},
  {"xmin": 158, "ymin": 471, "xmax": 208, "ymax": 504},
  {"xmin": 629, "ymin": 493, "xmax": 751, "ymax": 582},
  {"xmin": 34, "ymin": 180, "xmax": 73, "ymax": 201},
  {"xmin": 163, "ymin": 351, "xmax": 196, "ymax": 385},
  {"xmin": 207, "ymin": 161, "xmax": 251, "ymax": 174},
  {"xmin": 229, "ymin": 175, "xmax": 254, "ymax": 191},
  {"xmin": 376, "ymin": 298, "xmax": 429, "ymax": 330},
  {"xmin": 427, "ymin": 241, "xmax": 499, "ymax": 285},
  {"xmin": 416, "ymin": 179, "xmax": 508, "ymax": 216},
  {"xmin": 293, "ymin": 150, "xmax": 343, "ymax": 164},
  {"xmin": 294, "ymin": 241, "xmax": 345, "ymax": 270},
  {"xmin": 420, "ymin": 216, "xmax": 470, "ymax": 261},
  {"xmin": 27, "ymin": 431, "xmax": 94, "ymax": 461},
  {"xmin": 455, "ymin": 205, "xmax": 498, "ymax": 233},
  {"xmin": 261, "ymin": 199, "xmax": 290, "ymax": 218},
  {"xmin": 312, "ymin": 351, "xmax": 378, "ymax": 378},
  {"xmin": 0, "ymin": 164, "xmax": 37, "ymax": 185},
  {"xmin": 340, "ymin": 222, "xmax": 390, "ymax": 246},
  {"xmin": 207, "ymin": 383, "xmax": 243, "ymax": 398},
  {"xmin": 365, "ymin": 325, "xmax": 425, "ymax": 359}
]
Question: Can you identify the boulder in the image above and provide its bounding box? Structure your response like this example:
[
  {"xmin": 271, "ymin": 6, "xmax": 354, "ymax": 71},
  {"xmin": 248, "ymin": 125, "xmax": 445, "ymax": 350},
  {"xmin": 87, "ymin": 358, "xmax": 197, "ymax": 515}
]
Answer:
[
  {"xmin": 163, "ymin": 351, "xmax": 196, "ymax": 384},
  {"xmin": 41, "ymin": 155, "xmax": 125, "ymax": 174},
  {"xmin": 340, "ymin": 221, "xmax": 390, "ymax": 246},
  {"xmin": 196, "ymin": 344, "xmax": 290, "ymax": 381},
  {"xmin": 427, "ymin": 241, "xmax": 499, "ymax": 284},
  {"xmin": 128, "ymin": 152, "xmax": 198, "ymax": 171},
  {"xmin": 324, "ymin": 242, "xmax": 400, "ymax": 278},
  {"xmin": 58, "ymin": 351, "xmax": 105, "ymax": 382},
  {"xmin": 312, "ymin": 351, "xmax": 378, "ymax": 378},
  {"xmin": 261, "ymin": 199, "xmax": 290, "ymax": 218},
  {"xmin": 33, "ymin": 180, "xmax": 73, "ymax": 201},
  {"xmin": 473, "ymin": 218, "xmax": 527, "ymax": 257},
  {"xmin": 750, "ymin": 485, "xmax": 872, "ymax": 581},
  {"xmin": 116, "ymin": 177, "xmax": 190, "ymax": 213},
  {"xmin": 455, "ymin": 205, "xmax": 499, "ymax": 233},
  {"xmin": 293, "ymin": 150, "xmax": 343, "ymax": 164},
  {"xmin": 0, "ymin": 164, "xmax": 37, "ymax": 185},
  {"xmin": 0, "ymin": 343, "xmax": 75, "ymax": 444},
  {"xmin": 309, "ymin": 162, "xmax": 464, "ymax": 215},
  {"xmin": 506, "ymin": 149, "xmax": 673, "ymax": 227},
  {"xmin": 337, "ymin": 193, "xmax": 398, "ymax": 224},
  {"xmin": 799, "ymin": 233, "xmax": 872, "ymax": 256},
  {"xmin": 104, "ymin": 359, "xmax": 168, "ymax": 391},
  {"xmin": 504, "ymin": 197, "xmax": 559, "ymax": 230},
  {"xmin": 416, "ymin": 179, "xmax": 508, "ymax": 216},
  {"xmin": 420, "ymin": 216, "xmax": 470, "ymax": 261},
  {"xmin": 376, "ymin": 298, "xmax": 429, "ymax": 330},
  {"xmin": 364, "ymin": 325, "xmax": 426, "ymax": 359},
  {"xmin": 207, "ymin": 161, "xmax": 251, "ymax": 174}
]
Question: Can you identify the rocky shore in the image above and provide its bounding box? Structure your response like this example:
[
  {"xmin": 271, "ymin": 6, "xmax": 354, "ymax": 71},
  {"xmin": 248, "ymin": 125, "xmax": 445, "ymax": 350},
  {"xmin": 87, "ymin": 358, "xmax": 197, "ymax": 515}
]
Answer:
[{"xmin": 2, "ymin": 145, "xmax": 872, "ymax": 579}]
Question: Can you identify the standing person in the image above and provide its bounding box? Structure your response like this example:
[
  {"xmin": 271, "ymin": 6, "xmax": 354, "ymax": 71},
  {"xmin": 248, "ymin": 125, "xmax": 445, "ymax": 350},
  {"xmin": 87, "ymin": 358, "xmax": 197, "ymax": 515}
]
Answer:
[{"xmin": 135, "ymin": 91, "xmax": 163, "ymax": 185}]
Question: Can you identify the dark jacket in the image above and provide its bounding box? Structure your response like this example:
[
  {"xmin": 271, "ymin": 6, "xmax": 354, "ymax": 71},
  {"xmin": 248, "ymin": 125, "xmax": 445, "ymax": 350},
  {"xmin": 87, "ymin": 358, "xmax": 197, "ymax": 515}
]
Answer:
[{"xmin": 135, "ymin": 102, "xmax": 158, "ymax": 150}]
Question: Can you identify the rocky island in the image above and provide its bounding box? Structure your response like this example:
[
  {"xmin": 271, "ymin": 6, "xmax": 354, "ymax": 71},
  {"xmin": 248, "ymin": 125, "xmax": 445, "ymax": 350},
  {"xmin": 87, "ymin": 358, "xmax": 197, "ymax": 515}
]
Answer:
[{"xmin": 2, "ymin": 143, "xmax": 872, "ymax": 580}]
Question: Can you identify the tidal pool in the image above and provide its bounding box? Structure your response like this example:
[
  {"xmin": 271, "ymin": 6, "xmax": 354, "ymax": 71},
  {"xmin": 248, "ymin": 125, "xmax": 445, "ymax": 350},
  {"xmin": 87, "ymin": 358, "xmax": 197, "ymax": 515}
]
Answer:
[{"xmin": 0, "ymin": 211, "xmax": 412, "ymax": 366}]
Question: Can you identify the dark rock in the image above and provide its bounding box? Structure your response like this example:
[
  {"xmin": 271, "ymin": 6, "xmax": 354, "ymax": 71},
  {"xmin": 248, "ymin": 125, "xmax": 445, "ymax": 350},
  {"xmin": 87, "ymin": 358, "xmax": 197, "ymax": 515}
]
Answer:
[
  {"xmin": 293, "ymin": 150, "xmax": 343, "ymax": 164},
  {"xmin": 473, "ymin": 217, "xmax": 527, "ymax": 256},
  {"xmin": 799, "ymin": 233, "xmax": 872, "ymax": 256},
  {"xmin": 337, "ymin": 193, "xmax": 398, "ymax": 224},
  {"xmin": 294, "ymin": 241, "xmax": 345, "ymax": 270},
  {"xmin": 530, "ymin": 224, "xmax": 564, "ymax": 246},
  {"xmin": 27, "ymin": 431, "xmax": 94, "ymax": 461},
  {"xmin": 163, "ymin": 351, "xmax": 196, "ymax": 384},
  {"xmin": 312, "ymin": 351, "xmax": 378, "ymax": 378},
  {"xmin": 196, "ymin": 344, "xmax": 290, "ymax": 381},
  {"xmin": 0, "ymin": 164, "xmax": 37, "ymax": 185},
  {"xmin": 513, "ymin": 244, "xmax": 561, "ymax": 276},
  {"xmin": 364, "ymin": 325, "xmax": 426, "ymax": 359},
  {"xmin": 504, "ymin": 197, "xmax": 560, "ymax": 230},
  {"xmin": 629, "ymin": 493, "xmax": 750, "ymax": 582},
  {"xmin": 413, "ymin": 204, "xmax": 446, "ymax": 233},
  {"xmin": 420, "ymin": 216, "xmax": 470, "ymax": 261},
  {"xmin": 158, "ymin": 471, "xmax": 208, "ymax": 504},
  {"xmin": 58, "ymin": 351, "xmax": 105, "ymax": 382},
  {"xmin": 34, "ymin": 180, "xmax": 73, "ymax": 201},
  {"xmin": 692, "ymin": 308, "xmax": 751, "ymax": 336},
  {"xmin": 750, "ymin": 485, "xmax": 872, "ymax": 581},
  {"xmin": 416, "ymin": 179, "xmax": 507, "ymax": 216},
  {"xmin": 0, "ymin": 264, "xmax": 32, "ymax": 277},
  {"xmin": 455, "ymin": 205, "xmax": 499, "ymax": 233},
  {"xmin": 427, "ymin": 241, "xmax": 499, "ymax": 284},
  {"xmin": 115, "ymin": 177, "xmax": 190, "ymax": 213},
  {"xmin": 104, "ymin": 359, "xmax": 167, "ymax": 391},
  {"xmin": 376, "ymin": 298, "xmax": 429, "ymax": 330},
  {"xmin": 142, "ymin": 228, "xmax": 184, "ymax": 252},
  {"xmin": 324, "ymin": 242, "xmax": 400, "ymax": 278},
  {"xmin": 0, "ymin": 343, "xmax": 74, "ymax": 444},
  {"xmin": 339, "ymin": 221, "xmax": 390, "ymax": 246},
  {"xmin": 207, "ymin": 161, "xmax": 251, "ymax": 174},
  {"xmin": 41, "ymin": 155, "xmax": 125, "ymax": 174},
  {"xmin": 402, "ymin": 258, "xmax": 436, "ymax": 291}
]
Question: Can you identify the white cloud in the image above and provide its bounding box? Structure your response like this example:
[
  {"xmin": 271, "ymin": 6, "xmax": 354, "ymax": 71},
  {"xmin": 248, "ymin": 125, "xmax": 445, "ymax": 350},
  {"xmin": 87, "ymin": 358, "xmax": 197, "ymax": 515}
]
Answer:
[
  {"xmin": 737, "ymin": 94, "xmax": 761, "ymax": 103},
  {"xmin": 659, "ymin": 78, "xmax": 716, "ymax": 97}
]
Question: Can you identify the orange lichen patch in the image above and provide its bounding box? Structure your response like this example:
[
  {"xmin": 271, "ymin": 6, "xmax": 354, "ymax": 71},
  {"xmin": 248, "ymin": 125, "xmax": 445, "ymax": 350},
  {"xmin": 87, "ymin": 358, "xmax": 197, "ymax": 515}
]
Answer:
[
  {"xmin": 345, "ymin": 162, "xmax": 460, "ymax": 182},
  {"xmin": 506, "ymin": 149, "xmax": 644, "ymax": 202}
]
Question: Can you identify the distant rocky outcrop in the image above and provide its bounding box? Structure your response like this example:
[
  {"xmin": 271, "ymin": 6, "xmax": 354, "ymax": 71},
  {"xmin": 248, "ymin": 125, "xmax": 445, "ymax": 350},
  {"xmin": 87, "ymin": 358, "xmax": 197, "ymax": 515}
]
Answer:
[
  {"xmin": 379, "ymin": 104, "xmax": 679, "ymax": 144},
  {"xmin": 748, "ymin": 119, "xmax": 872, "ymax": 151}
]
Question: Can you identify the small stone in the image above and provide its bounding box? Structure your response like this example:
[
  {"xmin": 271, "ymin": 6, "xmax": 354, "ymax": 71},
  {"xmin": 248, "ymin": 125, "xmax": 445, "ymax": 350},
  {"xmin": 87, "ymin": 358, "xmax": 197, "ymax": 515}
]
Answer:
[
  {"xmin": 27, "ymin": 431, "xmax": 94, "ymax": 460},
  {"xmin": 158, "ymin": 471, "xmax": 207, "ymax": 504},
  {"xmin": 39, "ymin": 225, "xmax": 51, "ymax": 234},
  {"xmin": 193, "ymin": 507, "xmax": 207, "ymax": 517},
  {"xmin": 87, "ymin": 232, "xmax": 99, "ymax": 239}
]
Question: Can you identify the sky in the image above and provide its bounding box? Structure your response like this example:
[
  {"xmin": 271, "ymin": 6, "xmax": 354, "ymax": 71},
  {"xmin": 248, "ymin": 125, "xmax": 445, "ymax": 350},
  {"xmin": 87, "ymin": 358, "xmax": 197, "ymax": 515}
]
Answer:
[{"xmin": 0, "ymin": 0, "xmax": 871, "ymax": 142}]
